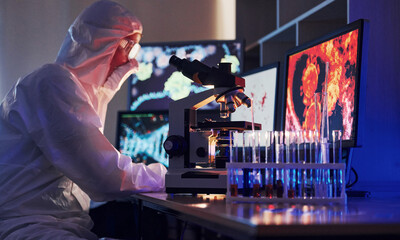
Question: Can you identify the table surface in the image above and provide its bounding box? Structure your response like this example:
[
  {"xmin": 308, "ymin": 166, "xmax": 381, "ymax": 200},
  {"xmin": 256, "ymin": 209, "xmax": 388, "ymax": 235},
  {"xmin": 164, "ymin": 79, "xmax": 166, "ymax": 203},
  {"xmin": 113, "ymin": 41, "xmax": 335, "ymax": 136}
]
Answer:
[{"xmin": 132, "ymin": 191, "xmax": 400, "ymax": 239}]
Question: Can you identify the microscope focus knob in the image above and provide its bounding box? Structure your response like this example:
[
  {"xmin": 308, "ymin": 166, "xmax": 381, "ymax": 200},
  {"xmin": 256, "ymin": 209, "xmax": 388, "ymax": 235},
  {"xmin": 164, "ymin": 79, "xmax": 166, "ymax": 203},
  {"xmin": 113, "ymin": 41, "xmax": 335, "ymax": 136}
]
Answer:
[
  {"xmin": 164, "ymin": 135, "xmax": 187, "ymax": 157},
  {"xmin": 196, "ymin": 147, "xmax": 207, "ymax": 158}
]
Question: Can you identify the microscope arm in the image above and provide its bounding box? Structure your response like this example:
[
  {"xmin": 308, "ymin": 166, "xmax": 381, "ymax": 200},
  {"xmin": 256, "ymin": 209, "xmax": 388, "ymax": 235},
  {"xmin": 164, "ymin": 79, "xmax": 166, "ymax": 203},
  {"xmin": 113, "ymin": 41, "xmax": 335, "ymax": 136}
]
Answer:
[{"xmin": 168, "ymin": 87, "xmax": 232, "ymax": 137}]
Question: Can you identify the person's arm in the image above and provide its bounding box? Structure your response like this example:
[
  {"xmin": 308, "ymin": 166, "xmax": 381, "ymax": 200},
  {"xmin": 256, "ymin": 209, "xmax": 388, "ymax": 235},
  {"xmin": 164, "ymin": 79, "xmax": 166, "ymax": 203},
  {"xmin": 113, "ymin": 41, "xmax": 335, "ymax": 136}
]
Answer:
[{"xmin": 21, "ymin": 68, "xmax": 165, "ymax": 202}]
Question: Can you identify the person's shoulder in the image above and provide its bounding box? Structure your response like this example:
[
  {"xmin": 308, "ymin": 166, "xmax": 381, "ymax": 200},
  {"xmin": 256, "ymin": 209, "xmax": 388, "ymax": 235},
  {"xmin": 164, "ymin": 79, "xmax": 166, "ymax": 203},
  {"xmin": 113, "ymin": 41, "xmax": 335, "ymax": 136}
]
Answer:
[
  {"xmin": 21, "ymin": 64, "xmax": 83, "ymax": 100},
  {"xmin": 35, "ymin": 64, "xmax": 75, "ymax": 82},
  {"xmin": 31, "ymin": 64, "xmax": 78, "ymax": 87}
]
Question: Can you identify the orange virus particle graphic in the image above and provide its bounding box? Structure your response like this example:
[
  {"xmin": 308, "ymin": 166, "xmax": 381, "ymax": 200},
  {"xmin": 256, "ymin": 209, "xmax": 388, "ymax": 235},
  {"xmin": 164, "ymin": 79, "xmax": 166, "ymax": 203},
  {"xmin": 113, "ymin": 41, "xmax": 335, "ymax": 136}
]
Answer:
[{"xmin": 285, "ymin": 29, "xmax": 359, "ymax": 140}]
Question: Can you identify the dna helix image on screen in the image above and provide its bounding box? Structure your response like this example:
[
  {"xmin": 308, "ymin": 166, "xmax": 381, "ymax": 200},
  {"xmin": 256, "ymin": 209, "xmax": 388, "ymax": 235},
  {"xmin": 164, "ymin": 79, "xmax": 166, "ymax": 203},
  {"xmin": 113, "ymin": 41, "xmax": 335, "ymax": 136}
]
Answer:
[{"xmin": 117, "ymin": 112, "xmax": 169, "ymax": 167}]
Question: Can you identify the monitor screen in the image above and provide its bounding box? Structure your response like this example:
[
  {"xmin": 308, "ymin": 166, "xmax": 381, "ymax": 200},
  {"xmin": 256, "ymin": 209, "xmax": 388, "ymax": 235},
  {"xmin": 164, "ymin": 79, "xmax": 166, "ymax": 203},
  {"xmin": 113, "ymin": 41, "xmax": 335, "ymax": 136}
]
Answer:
[
  {"xmin": 129, "ymin": 39, "xmax": 244, "ymax": 111},
  {"xmin": 283, "ymin": 19, "xmax": 368, "ymax": 148},
  {"xmin": 231, "ymin": 63, "xmax": 279, "ymax": 132},
  {"xmin": 116, "ymin": 111, "xmax": 169, "ymax": 167}
]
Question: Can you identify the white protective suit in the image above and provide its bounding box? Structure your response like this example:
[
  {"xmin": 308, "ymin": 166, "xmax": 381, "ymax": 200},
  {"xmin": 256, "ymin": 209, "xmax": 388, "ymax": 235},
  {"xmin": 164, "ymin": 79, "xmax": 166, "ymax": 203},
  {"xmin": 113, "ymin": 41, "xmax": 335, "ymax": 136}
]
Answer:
[{"xmin": 0, "ymin": 1, "xmax": 166, "ymax": 239}]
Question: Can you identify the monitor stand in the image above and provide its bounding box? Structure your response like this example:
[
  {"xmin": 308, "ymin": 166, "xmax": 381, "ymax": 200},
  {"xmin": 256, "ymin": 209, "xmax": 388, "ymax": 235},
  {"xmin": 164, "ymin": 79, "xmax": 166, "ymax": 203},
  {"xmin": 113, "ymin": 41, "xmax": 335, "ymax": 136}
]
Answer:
[{"xmin": 344, "ymin": 148, "xmax": 371, "ymax": 198}]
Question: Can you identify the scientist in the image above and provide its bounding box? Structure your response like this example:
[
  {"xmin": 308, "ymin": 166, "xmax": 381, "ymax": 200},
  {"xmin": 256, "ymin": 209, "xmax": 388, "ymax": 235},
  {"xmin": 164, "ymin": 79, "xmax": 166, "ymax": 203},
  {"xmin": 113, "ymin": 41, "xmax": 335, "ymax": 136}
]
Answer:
[{"xmin": 0, "ymin": 0, "xmax": 166, "ymax": 239}]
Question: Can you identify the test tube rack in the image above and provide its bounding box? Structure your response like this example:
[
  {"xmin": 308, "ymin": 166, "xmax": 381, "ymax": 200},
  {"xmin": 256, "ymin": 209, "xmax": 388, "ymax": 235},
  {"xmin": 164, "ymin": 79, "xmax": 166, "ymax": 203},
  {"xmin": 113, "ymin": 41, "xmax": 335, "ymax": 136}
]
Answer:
[{"xmin": 226, "ymin": 162, "xmax": 346, "ymax": 204}]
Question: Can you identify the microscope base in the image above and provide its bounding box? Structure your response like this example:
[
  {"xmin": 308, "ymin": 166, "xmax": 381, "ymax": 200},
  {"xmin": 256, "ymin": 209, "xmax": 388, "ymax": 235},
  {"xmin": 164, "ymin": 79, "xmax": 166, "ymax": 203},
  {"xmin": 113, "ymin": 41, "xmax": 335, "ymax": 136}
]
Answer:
[{"xmin": 165, "ymin": 170, "xmax": 227, "ymax": 194}]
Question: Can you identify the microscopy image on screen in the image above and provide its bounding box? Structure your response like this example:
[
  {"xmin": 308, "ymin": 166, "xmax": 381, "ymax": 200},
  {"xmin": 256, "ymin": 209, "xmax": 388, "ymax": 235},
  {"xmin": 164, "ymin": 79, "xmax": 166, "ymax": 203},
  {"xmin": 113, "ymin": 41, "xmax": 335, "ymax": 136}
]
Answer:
[
  {"xmin": 117, "ymin": 112, "xmax": 169, "ymax": 167},
  {"xmin": 231, "ymin": 64, "xmax": 278, "ymax": 132},
  {"xmin": 285, "ymin": 29, "xmax": 359, "ymax": 141},
  {"xmin": 129, "ymin": 40, "xmax": 244, "ymax": 111}
]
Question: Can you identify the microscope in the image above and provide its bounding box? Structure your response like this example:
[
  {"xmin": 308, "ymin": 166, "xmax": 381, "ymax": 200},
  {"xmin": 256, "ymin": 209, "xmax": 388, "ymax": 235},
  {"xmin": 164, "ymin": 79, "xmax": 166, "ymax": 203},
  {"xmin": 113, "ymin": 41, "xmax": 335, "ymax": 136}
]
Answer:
[{"xmin": 163, "ymin": 55, "xmax": 261, "ymax": 194}]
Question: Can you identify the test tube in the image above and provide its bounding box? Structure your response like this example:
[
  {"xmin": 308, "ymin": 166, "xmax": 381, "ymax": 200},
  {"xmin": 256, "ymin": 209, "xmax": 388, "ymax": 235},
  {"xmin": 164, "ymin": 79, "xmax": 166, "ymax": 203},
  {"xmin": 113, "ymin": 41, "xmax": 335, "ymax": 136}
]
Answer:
[
  {"xmin": 229, "ymin": 130, "xmax": 239, "ymax": 163},
  {"xmin": 251, "ymin": 131, "xmax": 262, "ymax": 197},
  {"xmin": 296, "ymin": 131, "xmax": 305, "ymax": 198},
  {"xmin": 310, "ymin": 130, "xmax": 322, "ymax": 198},
  {"xmin": 264, "ymin": 131, "xmax": 274, "ymax": 198},
  {"xmin": 275, "ymin": 131, "xmax": 285, "ymax": 198},
  {"xmin": 323, "ymin": 63, "xmax": 330, "ymax": 140},
  {"xmin": 229, "ymin": 130, "xmax": 240, "ymax": 196},
  {"xmin": 317, "ymin": 89, "xmax": 331, "ymax": 197},
  {"xmin": 332, "ymin": 130, "xmax": 342, "ymax": 197},
  {"xmin": 309, "ymin": 130, "xmax": 319, "ymax": 163},
  {"xmin": 304, "ymin": 131, "xmax": 315, "ymax": 198},
  {"xmin": 242, "ymin": 131, "xmax": 256, "ymax": 197},
  {"xmin": 332, "ymin": 130, "xmax": 342, "ymax": 163},
  {"xmin": 285, "ymin": 131, "xmax": 296, "ymax": 198},
  {"xmin": 320, "ymin": 138, "xmax": 332, "ymax": 198},
  {"xmin": 285, "ymin": 131, "xmax": 296, "ymax": 163},
  {"xmin": 242, "ymin": 131, "xmax": 250, "ymax": 197},
  {"xmin": 275, "ymin": 131, "xmax": 285, "ymax": 163}
]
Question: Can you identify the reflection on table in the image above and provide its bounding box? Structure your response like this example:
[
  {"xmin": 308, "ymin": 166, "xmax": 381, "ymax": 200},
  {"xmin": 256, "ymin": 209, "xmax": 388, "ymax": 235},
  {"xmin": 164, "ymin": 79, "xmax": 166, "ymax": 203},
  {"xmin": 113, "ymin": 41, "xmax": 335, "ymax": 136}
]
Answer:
[{"xmin": 134, "ymin": 192, "xmax": 400, "ymax": 239}]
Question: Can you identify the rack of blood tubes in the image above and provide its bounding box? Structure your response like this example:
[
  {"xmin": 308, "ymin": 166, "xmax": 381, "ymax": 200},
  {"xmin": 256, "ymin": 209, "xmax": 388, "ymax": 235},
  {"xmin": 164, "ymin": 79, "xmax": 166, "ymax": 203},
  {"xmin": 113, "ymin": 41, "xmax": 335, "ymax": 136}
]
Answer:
[{"xmin": 226, "ymin": 130, "xmax": 346, "ymax": 204}]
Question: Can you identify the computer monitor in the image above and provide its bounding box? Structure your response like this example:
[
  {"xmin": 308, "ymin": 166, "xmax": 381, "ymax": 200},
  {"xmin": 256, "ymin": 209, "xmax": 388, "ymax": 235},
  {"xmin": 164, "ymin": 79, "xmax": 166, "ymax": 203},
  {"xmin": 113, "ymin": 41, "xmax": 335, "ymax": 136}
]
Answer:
[
  {"xmin": 283, "ymin": 19, "xmax": 369, "ymax": 148},
  {"xmin": 129, "ymin": 39, "xmax": 245, "ymax": 111},
  {"xmin": 116, "ymin": 111, "xmax": 169, "ymax": 167},
  {"xmin": 230, "ymin": 63, "xmax": 279, "ymax": 132}
]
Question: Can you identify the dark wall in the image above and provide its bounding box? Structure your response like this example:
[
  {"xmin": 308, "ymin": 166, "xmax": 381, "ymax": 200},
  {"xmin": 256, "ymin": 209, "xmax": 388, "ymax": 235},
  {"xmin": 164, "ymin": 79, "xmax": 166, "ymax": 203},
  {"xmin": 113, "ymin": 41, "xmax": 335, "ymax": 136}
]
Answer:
[{"xmin": 349, "ymin": 0, "xmax": 400, "ymax": 186}]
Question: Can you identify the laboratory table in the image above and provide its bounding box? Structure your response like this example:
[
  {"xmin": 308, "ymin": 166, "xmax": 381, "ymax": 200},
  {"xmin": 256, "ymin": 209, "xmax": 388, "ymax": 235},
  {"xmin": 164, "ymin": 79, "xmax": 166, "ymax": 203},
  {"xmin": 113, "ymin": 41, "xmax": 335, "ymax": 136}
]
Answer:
[{"xmin": 130, "ymin": 192, "xmax": 400, "ymax": 240}]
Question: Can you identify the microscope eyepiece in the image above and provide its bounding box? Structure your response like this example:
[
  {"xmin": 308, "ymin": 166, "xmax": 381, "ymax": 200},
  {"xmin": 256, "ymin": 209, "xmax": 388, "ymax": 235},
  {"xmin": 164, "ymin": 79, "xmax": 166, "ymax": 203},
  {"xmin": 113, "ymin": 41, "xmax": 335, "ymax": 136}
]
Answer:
[
  {"xmin": 169, "ymin": 55, "xmax": 211, "ymax": 84},
  {"xmin": 169, "ymin": 55, "xmax": 246, "ymax": 88},
  {"xmin": 168, "ymin": 55, "xmax": 251, "ymax": 119},
  {"xmin": 169, "ymin": 55, "xmax": 184, "ymax": 71}
]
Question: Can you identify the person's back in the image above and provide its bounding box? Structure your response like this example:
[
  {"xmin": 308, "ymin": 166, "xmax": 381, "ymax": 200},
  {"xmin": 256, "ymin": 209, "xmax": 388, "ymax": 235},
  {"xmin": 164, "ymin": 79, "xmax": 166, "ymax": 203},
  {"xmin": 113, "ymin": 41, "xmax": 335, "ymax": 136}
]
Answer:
[
  {"xmin": 0, "ymin": 1, "xmax": 166, "ymax": 239},
  {"xmin": 0, "ymin": 63, "xmax": 99, "ymax": 240}
]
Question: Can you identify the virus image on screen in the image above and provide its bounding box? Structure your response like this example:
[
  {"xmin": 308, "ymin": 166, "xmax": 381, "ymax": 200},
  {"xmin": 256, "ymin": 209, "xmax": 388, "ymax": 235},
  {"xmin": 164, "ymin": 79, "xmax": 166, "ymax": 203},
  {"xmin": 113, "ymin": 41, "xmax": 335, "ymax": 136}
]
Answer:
[
  {"xmin": 129, "ymin": 40, "xmax": 244, "ymax": 111},
  {"xmin": 285, "ymin": 29, "xmax": 359, "ymax": 141}
]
